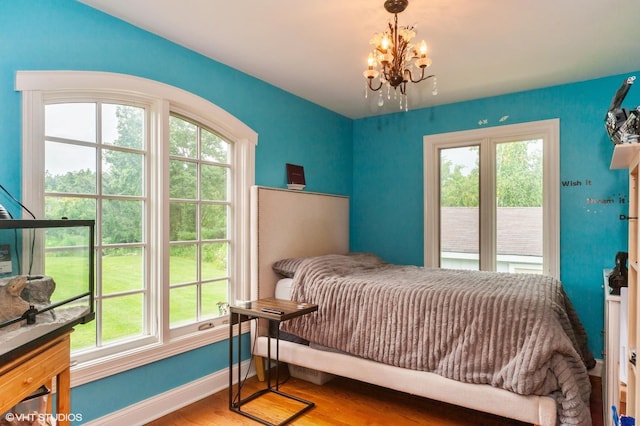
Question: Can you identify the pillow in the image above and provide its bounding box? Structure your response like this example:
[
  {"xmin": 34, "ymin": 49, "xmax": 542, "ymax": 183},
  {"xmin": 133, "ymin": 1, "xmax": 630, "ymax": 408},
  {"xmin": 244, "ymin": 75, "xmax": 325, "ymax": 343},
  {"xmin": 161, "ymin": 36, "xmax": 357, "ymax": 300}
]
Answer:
[
  {"xmin": 272, "ymin": 253, "xmax": 382, "ymax": 278},
  {"xmin": 272, "ymin": 257, "xmax": 309, "ymax": 278}
]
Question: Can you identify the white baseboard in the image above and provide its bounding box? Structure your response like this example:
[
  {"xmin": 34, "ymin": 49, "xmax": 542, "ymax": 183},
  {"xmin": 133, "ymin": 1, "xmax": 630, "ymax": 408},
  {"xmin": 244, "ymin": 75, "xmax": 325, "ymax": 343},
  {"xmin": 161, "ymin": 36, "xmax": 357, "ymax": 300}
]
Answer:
[{"xmin": 85, "ymin": 360, "xmax": 254, "ymax": 426}]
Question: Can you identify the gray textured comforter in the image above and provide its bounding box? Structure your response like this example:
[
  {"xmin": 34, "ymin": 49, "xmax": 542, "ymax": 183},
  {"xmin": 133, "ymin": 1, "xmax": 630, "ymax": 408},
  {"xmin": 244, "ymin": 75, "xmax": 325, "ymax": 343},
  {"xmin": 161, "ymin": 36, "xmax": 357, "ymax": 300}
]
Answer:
[{"xmin": 280, "ymin": 254, "xmax": 595, "ymax": 425}]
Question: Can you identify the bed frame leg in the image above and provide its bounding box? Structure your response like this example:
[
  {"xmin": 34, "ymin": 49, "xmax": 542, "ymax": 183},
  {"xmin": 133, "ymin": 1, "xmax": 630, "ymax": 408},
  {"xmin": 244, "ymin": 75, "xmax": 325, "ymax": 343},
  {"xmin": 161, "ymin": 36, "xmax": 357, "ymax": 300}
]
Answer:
[{"xmin": 254, "ymin": 355, "xmax": 266, "ymax": 381}]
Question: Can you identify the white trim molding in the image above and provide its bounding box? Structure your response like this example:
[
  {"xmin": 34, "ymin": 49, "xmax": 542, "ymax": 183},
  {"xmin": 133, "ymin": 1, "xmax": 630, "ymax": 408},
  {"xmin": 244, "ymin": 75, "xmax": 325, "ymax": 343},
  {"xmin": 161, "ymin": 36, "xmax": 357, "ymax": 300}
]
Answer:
[{"xmin": 16, "ymin": 70, "xmax": 257, "ymax": 386}]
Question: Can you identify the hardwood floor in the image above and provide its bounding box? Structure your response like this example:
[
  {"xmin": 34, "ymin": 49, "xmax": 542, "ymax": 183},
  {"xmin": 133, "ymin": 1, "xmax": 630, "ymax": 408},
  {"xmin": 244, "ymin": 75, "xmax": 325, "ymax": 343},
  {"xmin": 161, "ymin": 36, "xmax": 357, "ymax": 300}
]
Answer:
[{"xmin": 145, "ymin": 368, "xmax": 604, "ymax": 426}]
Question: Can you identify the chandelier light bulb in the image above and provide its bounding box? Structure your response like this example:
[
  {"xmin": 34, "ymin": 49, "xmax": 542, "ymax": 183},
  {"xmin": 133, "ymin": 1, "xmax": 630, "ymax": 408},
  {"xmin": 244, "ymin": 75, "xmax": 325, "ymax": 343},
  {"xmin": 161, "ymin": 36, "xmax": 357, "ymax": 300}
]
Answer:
[
  {"xmin": 419, "ymin": 40, "xmax": 428, "ymax": 56},
  {"xmin": 381, "ymin": 35, "xmax": 390, "ymax": 51},
  {"xmin": 368, "ymin": 53, "xmax": 376, "ymax": 68}
]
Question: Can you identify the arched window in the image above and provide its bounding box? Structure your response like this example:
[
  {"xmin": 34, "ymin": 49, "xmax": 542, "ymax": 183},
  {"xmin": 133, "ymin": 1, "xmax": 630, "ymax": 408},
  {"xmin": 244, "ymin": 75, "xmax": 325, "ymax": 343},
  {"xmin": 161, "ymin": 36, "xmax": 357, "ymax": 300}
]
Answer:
[{"xmin": 17, "ymin": 71, "xmax": 256, "ymax": 384}]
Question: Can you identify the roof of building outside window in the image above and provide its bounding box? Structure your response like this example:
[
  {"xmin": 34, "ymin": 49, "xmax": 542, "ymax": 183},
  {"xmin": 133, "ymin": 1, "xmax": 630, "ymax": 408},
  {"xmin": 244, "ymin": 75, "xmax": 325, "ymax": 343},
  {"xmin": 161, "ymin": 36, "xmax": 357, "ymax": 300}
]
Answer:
[{"xmin": 440, "ymin": 207, "xmax": 543, "ymax": 257}]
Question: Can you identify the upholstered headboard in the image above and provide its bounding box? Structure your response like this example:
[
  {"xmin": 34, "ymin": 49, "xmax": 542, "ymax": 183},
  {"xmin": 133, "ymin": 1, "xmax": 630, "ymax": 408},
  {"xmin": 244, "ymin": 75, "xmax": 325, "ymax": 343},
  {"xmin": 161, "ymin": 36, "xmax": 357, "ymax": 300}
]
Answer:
[{"xmin": 250, "ymin": 186, "xmax": 349, "ymax": 300}]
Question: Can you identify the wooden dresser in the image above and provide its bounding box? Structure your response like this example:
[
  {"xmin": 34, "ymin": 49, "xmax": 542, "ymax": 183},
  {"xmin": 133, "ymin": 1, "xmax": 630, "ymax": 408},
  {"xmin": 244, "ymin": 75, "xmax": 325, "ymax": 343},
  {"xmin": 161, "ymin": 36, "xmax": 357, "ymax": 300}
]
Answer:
[{"xmin": 0, "ymin": 331, "xmax": 72, "ymax": 426}]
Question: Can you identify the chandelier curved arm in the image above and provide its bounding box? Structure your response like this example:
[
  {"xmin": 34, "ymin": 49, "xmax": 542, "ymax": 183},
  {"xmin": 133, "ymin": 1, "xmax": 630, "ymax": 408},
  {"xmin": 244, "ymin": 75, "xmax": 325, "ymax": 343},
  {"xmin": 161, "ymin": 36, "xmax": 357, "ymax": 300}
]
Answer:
[
  {"xmin": 404, "ymin": 67, "xmax": 436, "ymax": 84},
  {"xmin": 365, "ymin": 76, "xmax": 384, "ymax": 92}
]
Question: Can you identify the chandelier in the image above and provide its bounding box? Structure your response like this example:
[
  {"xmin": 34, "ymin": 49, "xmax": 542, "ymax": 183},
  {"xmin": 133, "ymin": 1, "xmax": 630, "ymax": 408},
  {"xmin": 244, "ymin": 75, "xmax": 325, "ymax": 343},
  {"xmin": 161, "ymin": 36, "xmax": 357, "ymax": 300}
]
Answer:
[{"xmin": 363, "ymin": 0, "xmax": 437, "ymax": 111}]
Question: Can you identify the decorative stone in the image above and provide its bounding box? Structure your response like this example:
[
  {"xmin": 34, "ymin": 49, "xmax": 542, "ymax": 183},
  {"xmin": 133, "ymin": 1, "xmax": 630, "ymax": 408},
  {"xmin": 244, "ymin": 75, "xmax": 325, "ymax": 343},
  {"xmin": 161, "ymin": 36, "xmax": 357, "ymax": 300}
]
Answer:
[
  {"xmin": 0, "ymin": 276, "xmax": 30, "ymax": 331},
  {"xmin": 20, "ymin": 275, "xmax": 56, "ymax": 305}
]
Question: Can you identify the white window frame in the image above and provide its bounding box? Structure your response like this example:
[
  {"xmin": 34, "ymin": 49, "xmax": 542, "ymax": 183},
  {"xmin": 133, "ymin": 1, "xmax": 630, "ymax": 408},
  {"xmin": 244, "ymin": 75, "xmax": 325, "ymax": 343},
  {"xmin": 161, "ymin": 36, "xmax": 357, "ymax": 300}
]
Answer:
[
  {"xmin": 423, "ymin": 119, "xmax": 559, "ymax": 278},
  {"xmin": 16, "ymin": 71, "xmax": 257, "ymax": 386}
]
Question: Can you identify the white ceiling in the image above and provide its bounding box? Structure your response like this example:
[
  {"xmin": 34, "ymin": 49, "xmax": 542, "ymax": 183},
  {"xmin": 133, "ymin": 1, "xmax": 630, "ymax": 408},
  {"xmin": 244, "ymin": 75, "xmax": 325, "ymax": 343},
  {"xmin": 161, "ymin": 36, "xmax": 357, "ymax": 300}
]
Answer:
[{"xmin": 79, "ymin": 0, "xmax": 640, "ymax": 119}]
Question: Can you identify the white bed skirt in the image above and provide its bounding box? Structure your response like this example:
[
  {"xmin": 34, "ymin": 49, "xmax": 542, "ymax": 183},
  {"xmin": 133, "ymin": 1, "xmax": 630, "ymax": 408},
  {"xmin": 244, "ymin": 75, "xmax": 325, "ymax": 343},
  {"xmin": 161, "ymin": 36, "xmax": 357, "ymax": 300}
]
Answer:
[{"xmin": 253, "ymin": 335, "xmax": 556, "ymax": 426}]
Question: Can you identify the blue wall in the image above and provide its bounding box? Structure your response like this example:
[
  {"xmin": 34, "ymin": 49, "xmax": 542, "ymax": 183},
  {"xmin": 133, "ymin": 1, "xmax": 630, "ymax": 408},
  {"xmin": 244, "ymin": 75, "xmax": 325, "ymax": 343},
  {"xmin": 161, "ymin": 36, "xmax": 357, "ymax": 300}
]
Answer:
[
  {"xmin": 1, "ymin": 0, "xmax": 637, "ymax": 422},
  {"xmin": 352, "ymin": 75, "xmax": 640, "ymax": 358},
  {"xmin": 0, "ymin": 0, "xmax": 352, "ymax": 423},
  {"xmin": 0, "ymin": 0, "xmax": 353, "ymax": 209}
]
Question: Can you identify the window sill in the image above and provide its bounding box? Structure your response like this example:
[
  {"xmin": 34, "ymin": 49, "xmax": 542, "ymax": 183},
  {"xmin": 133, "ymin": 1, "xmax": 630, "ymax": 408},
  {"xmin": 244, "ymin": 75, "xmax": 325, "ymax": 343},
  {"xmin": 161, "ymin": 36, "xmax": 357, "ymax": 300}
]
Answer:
[{"xmin": 70, "ymin": 321, "xmax": 250, "ymax": 388}]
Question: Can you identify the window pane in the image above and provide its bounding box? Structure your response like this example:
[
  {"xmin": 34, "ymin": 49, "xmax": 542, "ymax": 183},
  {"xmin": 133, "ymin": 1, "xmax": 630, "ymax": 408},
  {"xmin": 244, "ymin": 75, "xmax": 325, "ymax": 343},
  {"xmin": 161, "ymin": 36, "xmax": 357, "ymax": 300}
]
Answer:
[
  {"xmin": 169, "ymin": 159, "xmax": 196, "ymax": 199},
  {"xmin": 102, "ymin": 199, "xmax": 143, "ymax": 244},
  {"xmin": 102, "ymin": 149, "xmax": 144, "ymax": 196},
  {"xmin": 44, "ymin": 196, "xmax": 96, "ymax": 221},
  {"xmin": 202, "ymin": 242, "xmax": 228, "ymax": 280},
  {"xmin": 102, "ymin": 247, "xmax": 144, "ymax": 294},
  {"xmin": 170, "ymin": 285, "xmax": 197, "ymax": 326},
  {"xmin": 202, "ymin": 280, "xmax": 228, "ymax": 318},
  {"xmin": 170, "ymin": 244, "xmax": 197, "ymax": 284},
  {"xmin": 45, "ymin": 141, "xmax": 97, "ymax": 194},
  {"xmin": 70, "ymin": 320, "xmax": 96, "ymax": 351},
  {"xmin": 201, "ymin": 164, "xmax": 227, "ymax": 201},
  {"xmin": 168, "ymin": 113, "xmax": 233, "ymax": 331},
  {"xmin": 170, "ymin": 202, "xmax": 196, "ymax": 241},
  {"xmin": 495, "ymin": 140, "xmax": 543, "ymax": 273},
  {"xmin": 44, "ymin": 100, "xmax": 151, "ymax": 356},
  {"xmin": 45, "ymin": 103, "xmax": 96, "ymax": 143},
  {"xmin": 439, "ymin": 146, "xmax": 479, "ymax": 270},
  {"xmin": 102, "ymin": 104, "xmax": 144, "ymax": 149},
  {"xmin": 46, "ymin": 226, "xmax": 91, "ymax": 249},
  {"xmin": 201, "ymin": 204, "xmax": 227, "ymax": 240},
  {"xmin": 102, "ymin": 294, "xmax": 144, "ymax": 343},
  {"xmin": 45, "ymin": 247, "xmax": 91, "ymax": 303},
  {"xmin": 201, "ymin": 129, "xmax": 229, "ymax": 163},
  {"xmin": 169, "ymin": 116, "xmax": 197, "ymax": 158}
]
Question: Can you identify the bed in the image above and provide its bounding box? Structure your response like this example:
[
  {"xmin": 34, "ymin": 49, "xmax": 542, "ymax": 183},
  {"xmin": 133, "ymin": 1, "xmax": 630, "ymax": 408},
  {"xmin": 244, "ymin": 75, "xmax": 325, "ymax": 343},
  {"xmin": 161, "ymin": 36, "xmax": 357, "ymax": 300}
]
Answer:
[{"xmin": 249, "ymin": 186, "xmax": 594, "ymax": 426}]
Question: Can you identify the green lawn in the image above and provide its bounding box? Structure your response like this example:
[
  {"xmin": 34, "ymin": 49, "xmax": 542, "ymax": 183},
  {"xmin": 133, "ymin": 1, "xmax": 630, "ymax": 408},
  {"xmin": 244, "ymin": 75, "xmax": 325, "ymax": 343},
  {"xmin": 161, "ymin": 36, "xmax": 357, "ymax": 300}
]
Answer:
[{"xmin": 45, "ymin": 255, "xmax": 227, "ymax": 351}]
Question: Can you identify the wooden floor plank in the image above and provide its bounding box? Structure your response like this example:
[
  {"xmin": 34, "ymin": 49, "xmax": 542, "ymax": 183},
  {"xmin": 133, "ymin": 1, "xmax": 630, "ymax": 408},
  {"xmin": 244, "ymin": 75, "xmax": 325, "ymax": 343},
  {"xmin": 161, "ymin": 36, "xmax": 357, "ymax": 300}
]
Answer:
[{"xmin": 145, "ymin": 367, "xmax": 603, "ymax": 426}]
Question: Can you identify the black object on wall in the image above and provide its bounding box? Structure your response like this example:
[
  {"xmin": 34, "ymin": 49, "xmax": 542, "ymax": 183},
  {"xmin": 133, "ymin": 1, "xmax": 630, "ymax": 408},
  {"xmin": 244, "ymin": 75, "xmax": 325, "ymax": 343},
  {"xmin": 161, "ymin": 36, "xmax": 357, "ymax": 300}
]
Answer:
[{"xmin": 608, "ymin": 251, "xmax": 629, "ymax": 295}]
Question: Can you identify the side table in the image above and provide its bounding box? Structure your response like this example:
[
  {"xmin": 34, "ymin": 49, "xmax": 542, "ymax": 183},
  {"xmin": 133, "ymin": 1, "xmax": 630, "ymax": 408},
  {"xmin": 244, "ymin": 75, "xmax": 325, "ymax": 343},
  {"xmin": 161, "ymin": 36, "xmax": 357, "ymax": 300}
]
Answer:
[{"xmin": 228, "ymin": 298, "xmax": 318, "ymax": 425}]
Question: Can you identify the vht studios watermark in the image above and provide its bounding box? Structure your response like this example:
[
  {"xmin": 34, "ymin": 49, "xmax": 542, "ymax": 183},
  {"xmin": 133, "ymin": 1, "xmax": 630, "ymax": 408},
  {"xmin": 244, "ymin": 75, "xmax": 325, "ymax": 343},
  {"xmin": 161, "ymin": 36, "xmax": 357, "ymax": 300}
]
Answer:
[{"xmin": 3, "ymin": 412, "xmax": 83, "ymax": 423}]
